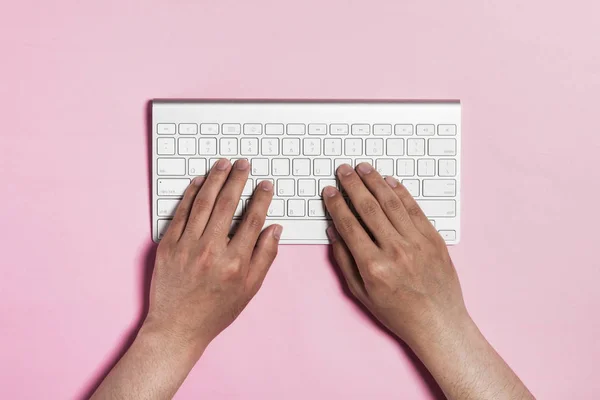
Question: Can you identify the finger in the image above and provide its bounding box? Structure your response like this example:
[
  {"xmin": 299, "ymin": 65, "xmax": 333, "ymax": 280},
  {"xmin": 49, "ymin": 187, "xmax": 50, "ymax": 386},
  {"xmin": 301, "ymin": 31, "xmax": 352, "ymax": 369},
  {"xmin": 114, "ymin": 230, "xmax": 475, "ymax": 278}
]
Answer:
[
  {"xmin": 181, "ymin": 158, "xmax": 232, "ymax": 241},
  {"xmin": 203, "ymin": 159, "xmax": 250, "ymax": 241},
  {"xmin": 246, "ymin": 224, "xmax": 282, "ymax": 291},
  {"xmin": 161, "ymin": 177, "xmax": 204, "ymax": 243},
  {"xmin": 229, "ymin": 180, "xmax": 274, "ymax": 253},
  {"xmin": 322, "ymin": 185, "xmax": 378, "ymax": 265},
  {"xmin": 354, "ymin": 163, "xmax": 418, "ymax": 238},
  {"xmin": 336, "ymin": 164, "xmax": 398, "ymax": 243},
  {"xmin": 384, "ymin": 176, "xmax": 439, "ymax": 240},
  {"xmin": 327, "ymin": 226, "xmax": 368, "ymax": 300}
]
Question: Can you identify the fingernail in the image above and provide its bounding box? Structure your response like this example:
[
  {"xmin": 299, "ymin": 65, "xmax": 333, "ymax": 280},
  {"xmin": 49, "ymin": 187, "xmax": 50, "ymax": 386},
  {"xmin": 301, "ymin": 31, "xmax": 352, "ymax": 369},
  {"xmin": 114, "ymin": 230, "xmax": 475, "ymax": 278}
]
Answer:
[
  {"xmin": 337, "ymin": 164, "xmax": 353, "ymax": 177},
  {"xmin": 326, "ymin": 226, "xmax": 338, "ymax": 243},
  {"xmin": 194, "ymin": 176, "xmax": 205, "ymax": 186},
  {"xmin": 323, "ymin": 186, "xmax": 337, "ymax": 197},
  {"xmin": 235, "ymin": 159, "xmax": 249, "ymax": 170},
  {"xmin": 260, "ymin": 180, "xmax": 273, "ymax": 191},
  {"xmin": 385, "ymin": 176, "xmax": 399, "ymax": 188},
  {"xmin": 357, "ymin": 163, "xmax": 373, "ymax": 174},
  {"xmin": 273, "ymin": 225, "xmax": 283, "ymax": 240},
  {"xmin": 216, "ymin": 158, "xmax": 230, "ymax": 170}
]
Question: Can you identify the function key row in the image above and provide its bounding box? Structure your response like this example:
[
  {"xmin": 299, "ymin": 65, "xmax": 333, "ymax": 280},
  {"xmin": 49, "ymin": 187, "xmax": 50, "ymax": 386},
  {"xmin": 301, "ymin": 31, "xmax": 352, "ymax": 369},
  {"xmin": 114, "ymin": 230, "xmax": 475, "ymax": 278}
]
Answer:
[{"xmin": 157, "ymin": 123, "xmax": 457, "ymax": 136}]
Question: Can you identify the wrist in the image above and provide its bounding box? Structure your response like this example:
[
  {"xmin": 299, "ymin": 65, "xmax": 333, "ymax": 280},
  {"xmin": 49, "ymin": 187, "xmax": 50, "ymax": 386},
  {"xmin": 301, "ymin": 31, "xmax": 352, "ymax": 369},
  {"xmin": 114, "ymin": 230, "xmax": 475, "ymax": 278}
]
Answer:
[{"xmin": 138, "ymin": 317, "xmax": 211, "ymax": 361}]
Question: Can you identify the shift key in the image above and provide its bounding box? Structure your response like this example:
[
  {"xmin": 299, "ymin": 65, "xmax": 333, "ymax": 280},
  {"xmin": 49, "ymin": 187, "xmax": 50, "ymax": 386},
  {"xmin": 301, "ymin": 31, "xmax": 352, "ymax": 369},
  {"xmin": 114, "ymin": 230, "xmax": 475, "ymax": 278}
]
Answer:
[{"xmin": 417, "ymin": 200, "xmax": 456, "ymax": 217}]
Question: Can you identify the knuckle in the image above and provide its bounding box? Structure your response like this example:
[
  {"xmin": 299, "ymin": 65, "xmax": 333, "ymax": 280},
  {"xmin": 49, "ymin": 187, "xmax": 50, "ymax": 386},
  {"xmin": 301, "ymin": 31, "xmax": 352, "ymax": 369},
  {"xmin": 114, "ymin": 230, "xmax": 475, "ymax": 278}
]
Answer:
[
  {"xmin": 364, "ymin": 259, "xmax": 387, "ymax": 279},
  {"xmin": 338, "ymin": 215, "xmax": 357, "ymax": 235},
  {"xmin": 382, "ymin": 197, "xmax": 403, "ymax": 213},
  {"xmin": 358, "ymin": 199, "xmax": 380, "ymax": 217},
  {"xmin": 406, "ymin": 204, "xmax": 422, "ymax": 217},
  {"xmin": 215, "ymin": 196, "xmax": 237, "ymax": 213},
  {"xmin": 192, "ymin": 197, "xmax": 213, "ymax": 213},
  {"xmin": 245, "ymin": 212, "xmax": 264, "ymax": 229},
  {"xmin": 221, "ymin": 260, "xmax": 244, "ymax": 279}
]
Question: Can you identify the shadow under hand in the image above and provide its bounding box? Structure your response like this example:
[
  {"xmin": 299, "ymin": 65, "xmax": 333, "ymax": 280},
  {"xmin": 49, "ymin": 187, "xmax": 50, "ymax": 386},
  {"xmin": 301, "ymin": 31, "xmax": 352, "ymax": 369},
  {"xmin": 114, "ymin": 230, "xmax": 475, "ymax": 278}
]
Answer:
[
  {"xmin": 78, "ymin": 243, "xmax": 157, "ymax": 400},
  {"xmin": 326, "ymin": 246, "xmax": 446, "ymax": 400}
]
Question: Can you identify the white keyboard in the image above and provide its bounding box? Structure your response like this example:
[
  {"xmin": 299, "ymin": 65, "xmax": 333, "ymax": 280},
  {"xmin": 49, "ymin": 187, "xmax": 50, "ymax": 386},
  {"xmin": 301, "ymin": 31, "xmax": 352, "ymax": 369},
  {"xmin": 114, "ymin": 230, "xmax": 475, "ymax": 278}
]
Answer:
[{"xmin": 152, "ymin": 101, "xmax": 461, "ymax": 244}]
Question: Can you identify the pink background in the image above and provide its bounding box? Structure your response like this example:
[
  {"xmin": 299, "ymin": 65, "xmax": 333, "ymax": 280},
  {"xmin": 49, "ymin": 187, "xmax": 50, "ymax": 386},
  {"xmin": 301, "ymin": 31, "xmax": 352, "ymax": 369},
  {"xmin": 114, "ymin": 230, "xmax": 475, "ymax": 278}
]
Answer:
[{"xmin": 1, "ymin": 0, "xmax": 599, "ymax": 399}]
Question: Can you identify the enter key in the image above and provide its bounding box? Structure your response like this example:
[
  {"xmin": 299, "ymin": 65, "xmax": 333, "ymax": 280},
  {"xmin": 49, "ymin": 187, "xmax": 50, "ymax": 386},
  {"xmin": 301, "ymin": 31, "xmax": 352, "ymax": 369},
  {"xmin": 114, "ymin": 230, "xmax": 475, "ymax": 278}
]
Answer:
[{"xmin": 423, "ymin": 179, "xmax": 457, "ymax": 197}]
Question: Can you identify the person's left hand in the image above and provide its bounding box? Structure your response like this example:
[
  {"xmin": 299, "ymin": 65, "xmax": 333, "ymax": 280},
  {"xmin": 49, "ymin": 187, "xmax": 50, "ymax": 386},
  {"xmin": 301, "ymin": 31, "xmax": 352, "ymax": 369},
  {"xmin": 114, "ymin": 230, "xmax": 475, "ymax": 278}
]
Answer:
[{"xmin": 143, "ymin": 159, "xmax": 282, "ymax": 355}]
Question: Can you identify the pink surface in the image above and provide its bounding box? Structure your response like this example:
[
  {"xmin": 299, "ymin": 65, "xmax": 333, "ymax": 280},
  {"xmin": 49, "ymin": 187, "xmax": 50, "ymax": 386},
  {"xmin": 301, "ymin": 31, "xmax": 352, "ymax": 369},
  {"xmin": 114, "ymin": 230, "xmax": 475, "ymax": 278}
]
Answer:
[{"xmin": 1, "ymin": 1, "xmax": 599, "ymax": 398}]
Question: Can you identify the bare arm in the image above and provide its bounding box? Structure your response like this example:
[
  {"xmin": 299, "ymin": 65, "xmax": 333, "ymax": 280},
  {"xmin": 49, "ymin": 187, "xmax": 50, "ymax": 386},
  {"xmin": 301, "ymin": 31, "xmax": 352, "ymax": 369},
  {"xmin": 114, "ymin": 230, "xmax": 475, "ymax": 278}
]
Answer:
[
  {"xmin": 91, "ymin": 159, "xmax": 281, "ymax": 399},
  {"xmin": 323, "ymin": 162, "xmax": 534, "ymax": 400}
]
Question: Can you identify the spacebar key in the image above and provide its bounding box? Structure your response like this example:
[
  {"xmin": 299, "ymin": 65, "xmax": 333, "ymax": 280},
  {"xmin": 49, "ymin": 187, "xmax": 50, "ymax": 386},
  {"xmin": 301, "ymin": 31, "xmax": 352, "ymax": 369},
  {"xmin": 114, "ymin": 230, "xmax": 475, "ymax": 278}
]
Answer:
[
  {"xmin": 416, "ymin": 200, "xmax": 456, "ymax": 217},
  {"xmin": 231, "ymin": 219, "xmax": 329, "ymax": 242}
]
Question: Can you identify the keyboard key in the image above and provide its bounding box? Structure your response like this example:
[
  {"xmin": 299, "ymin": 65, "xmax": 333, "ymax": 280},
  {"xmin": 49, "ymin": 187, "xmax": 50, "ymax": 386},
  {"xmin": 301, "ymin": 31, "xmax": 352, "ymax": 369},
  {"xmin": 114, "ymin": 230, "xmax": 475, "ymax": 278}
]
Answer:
[
  {"xmin": 303, "ymin": 138, "xmax": 321, "ymax": 156},
  {"xmin": 298, "ymin": 179, "xmax": 316, "ymax": 197},
  {"xmin": 261, "ymin": 138, "xmax": 279, "ymax": 155},
  {"xmin": 345, "ymin": 138, "xmax": 362, "ymax": 156},
  {"xmin": 157, "ymin": 138, "xmax": 175, "ymax": 155},
  {"xmin": 234, "ymin": 200, "xmax": 244, "ymax": 218},
  {"xmin": 314, "ymin": 159, "xmax": 331, "ymax": 176},
  {"xmin": 244, "ymin": 123, "xmax": 262, "ymax": 135},
  {"xmin": 268, "ymin": 199, "xmax": 285, "ymax": 217},
  {"xmin": 308, "ymin": 124, "xmax": 327, "ymax": 135},
  {"xmin": 407, "ymin": 138, "xmax": 425, "ymax": 156},
  {"xmin": 429, "ymin": 138, "xmax": 457, "ymax": 156},
  {"xmin": 438, "ymin": 159, "xmax": 457, "ymax": 177},
  {"xmin": 265, "ymin": 123, "xmax": 284, "ymax": 135},
  {"xmin": 373, "ymin": 124, "xmax": 392, "ymax": 136},
  {"xmin": 417, "ymin": 200, "xmax": 456, "ymax": 217},
  {"xmin": 178, "ymin": 138, "xmax": 196, "ymax": 155},
  {"xmin": 416, "ymin": 124, "xmax": 435, "ymax": 136},
  {"xmin": 219, "ymin": 138, "xmax": 238, "ymax": 156},
  {"xmin": 423, "ymin": 179, "xmax": 457, "ymax": 197},
  {"xmin": 330, "ymin": 124, "xmax": 349, "ymax": 135},
  {"xmin": 251, "ymin": 158, "xmax": 269, "ymax": 176},
  {"xmin": 240, "ymin": 138, "xmax": 259, "ymax": 156},
  {"xmin": 287, "ymin": 124, "xmax": 305, "ymax": 135},
  {"xmin": 242, "ymin": 179, "xmax": 254, "ymax": 195},
  {"xmin": 201, "ymin": 123, "xmax": 219, "ymax": 135},
  {"xmin": 324, "ymin": 138, "xmax": 342, "ymax": 156},
  {"xmin": 366, "ymin": 138, "xmax": 384, "ymax": 156},
  {"xmin": 272, "ymin": 159, "xmax": 290, "ymax": 176},
  {"xmin": 157, "ymin": 123, "xmax": 176, "ymax": 134},
  {"xmin": 222, "ymin": 123, "xmax": 241, "ymax": 135},
  {"xmin": 417, "ymin": 159, "xmax": 435, "ymax": 176},
  {"xmin": 158, "ymin": 219, "xmax": 171, "ymax": 239},
  {"xmin": 157, "ymin": 199, "xmax": 180, "ymax": 217},
  {"xmin": 439, "ymin": 230, "xmax": 457, "ymax": 241},
  {"xmin": 282, "ymin": 138, "xmax": 301, "ymax": 156},
  {"xmin": 351, "ymin": 124, "xmax": 370, "ymax": 135},
  {"xmin": 401, "ymin": 179, "xmax": 420, "ymax": 197},
  {"xmin": 209, "ymin": 158, "xmax": 220, "ymax": 169},
  {"xmin": 198, "ymin": 138, "xmax": 217, "ymax": 156},
  {"xmin": 355, "ymin": 158, "xmax": 372, "ymax": 167},
  {"xmin": 394, "ymin": 124, "xmax": 413, "ymax": 136},
  {"xmin": 157, "ymin": 158, "xmax": 185, "ymax": 176},
  {"xmin": 179, "ymin": 123, "xmax": 198, "ymax": 135},
  {"xmin": 287, "ymin": 199, "xmax": 306, "ymax": 217},
  {"xmin": 375, "ymin": 159, "xmax": 394, "ymax": 176},
  {"xmin": 188, "ymin": 158, "xmax": 207, "ymax": 175},
  {"xmin": 397, "ymin": 159, "xmax": 415, "ymax": 176},
  {"xmin": 308, "ymin": 199, "xmax": 327, "ymax": 217},
  {"xmin": 158, "ymin": 179, "xmax": 190, "ymax": 196},
  {"xmin": 334, "ymin": 158, "xmax": 353, "ymax": 171},
  {"xmin": 438, "ymin": 124, "xmax": 457, "ymax": 136},
  {"xmin": 386, "ymin": 138, "xmax": 404, "ymax": 156},
  {"xmin": 277, "ymin": 179, "xmax": 295, "ymax": 196},
  {"xmin": 319, "ymin": 179, "xmax": 337, "ymax": 195},
  {"xmin": 293, "ymin": 159, "xmax": 311, "ymax": 176}
]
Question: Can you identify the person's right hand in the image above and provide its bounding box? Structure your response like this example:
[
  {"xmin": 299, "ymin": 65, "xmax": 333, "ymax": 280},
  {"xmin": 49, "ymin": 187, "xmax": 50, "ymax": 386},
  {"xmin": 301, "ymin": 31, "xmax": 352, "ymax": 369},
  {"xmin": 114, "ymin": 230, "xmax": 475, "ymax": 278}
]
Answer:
[{"xmin": 323, "ymin": 163, "xmax": 469, "ymax": 348}]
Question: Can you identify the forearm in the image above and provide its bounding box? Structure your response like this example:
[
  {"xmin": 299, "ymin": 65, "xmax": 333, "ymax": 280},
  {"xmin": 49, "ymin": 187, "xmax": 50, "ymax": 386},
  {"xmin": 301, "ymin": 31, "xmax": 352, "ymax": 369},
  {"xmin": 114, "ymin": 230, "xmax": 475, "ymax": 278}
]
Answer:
[
  {"xmin": 407, "ymin": 313, "xmax": 534, "ymax": 400},
  {"xmin": 90, "ymin": 322, "xmax": 206, "ymax": 400}
]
